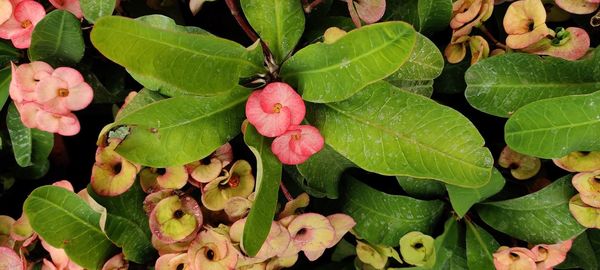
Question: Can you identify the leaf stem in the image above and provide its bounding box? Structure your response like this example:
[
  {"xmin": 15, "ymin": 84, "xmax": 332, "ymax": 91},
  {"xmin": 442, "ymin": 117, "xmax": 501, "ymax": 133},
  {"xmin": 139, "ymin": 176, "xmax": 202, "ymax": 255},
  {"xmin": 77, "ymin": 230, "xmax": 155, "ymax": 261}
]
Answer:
[
  {"xmin": 280, "ymin": 182, "xmax": 294, "ymax": 202},
  {"xmin": 477, "ymin": 24, "xmax": 508, "ymax": 50},
  {"xmin": 304, "ymin": 0, "xmax": 324, "ymax": 13},
  {"xmin": 224, "ymin": 0, "xmax": 259, "ymax": 42}
]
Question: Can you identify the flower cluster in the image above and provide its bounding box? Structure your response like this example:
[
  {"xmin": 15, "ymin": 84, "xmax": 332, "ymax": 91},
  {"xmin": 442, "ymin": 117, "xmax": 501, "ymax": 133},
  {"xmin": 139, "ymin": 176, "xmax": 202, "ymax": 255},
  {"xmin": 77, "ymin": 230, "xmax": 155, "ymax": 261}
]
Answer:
[
  {"xmin": 493, "ymin": 240, "xmax": 572, "ymax": 270},
  {"xmin": 245, "ymin": 82, "xmax": 324, "ymax": 165},
  {"xmin": 9, "ymin": 61, "xmax": 93, "ymax": 136},
  {"xmin": 0, "ymin": 0, "xmax": 82, "ymax": 49},
  {"xmin": 445, "ymin": 0, "xmax": 494, "ymax": 64},
  {"xmin": 498, "ymin": 145, "xmax": 541, "ymax": 180},
  {"xmin": 353, "ymin": 231, "xmax": 435, "ymax": 269}
]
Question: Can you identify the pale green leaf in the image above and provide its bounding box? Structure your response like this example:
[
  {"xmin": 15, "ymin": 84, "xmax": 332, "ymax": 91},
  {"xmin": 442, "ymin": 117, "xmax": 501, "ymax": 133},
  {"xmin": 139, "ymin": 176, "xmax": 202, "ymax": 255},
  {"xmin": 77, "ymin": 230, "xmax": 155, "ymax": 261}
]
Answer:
[
  {"xmin": 0, "ymin": 67, "xmax": 10, "ymax": 108},
  {"xmin": 280, "ymin": 21, "xmax": 416, "ymax": 103},
  {"xmin": 88, "ymin": 182, "xmax": 155, "ymax": 264},
  {"xmin": 384, "ymin": 0, "xmax": 452, "ymax": 34},
  {"xmin": 396, "ymin": 176, "xmax": 445, "ymax": 199},
  {"xmin": 477, "ymin": 175, "xmax": 586, "ymax": 244},
  {"xmin": 307, "ymin": 81, "xmax": 493, "ymax": 188},
  {"xmin": 465, "ymin": 221, "xmax": 499, "ymax": 270},
  {"xmin": 29, "ymin": 10, "xmax": 84, "ymax": 66},
  {"xmin": 241, "ymin": 0, "xmax": 305, "ymax": 63},
  {"xmin": 81, "ymin": 0, "xmax": 116, "ymax": 23},
  {"xmin": 242, "ymin": 124, "xmax": 282, "ymax": 256},
  {"xmin": 446, "ymin": 168, "xmax": 505, "ymax": 218},
  {"xmin": 115, "ymin": 89, "xmax": 165, "ymax": 121},
  {"xmin": 114, "ymin": 87, "xmax": 250, "ymax": 167},
  {"xmin": 24, "ymin": 186, "xmax": 118, "ymax": 270},
  {"xmin": 6, "ymin": 103, "xmax": 54, "ymax": 167},
  {"xmin": 387, "ymin": 33, "xmax": 443, "ymax": 82},
  {"xmin": 465, "ymin": 50, "xmax": 600, "ymax": 118},
  {"xmin": 341, "ymin": 175, "xmax": 445, "ymax": 246},
  {"xmin": 505, "ymin": 91, "xmax": 600, "ymax": 158},
  {"xmin": 388, "ymin": 79, "xmax": 434, "ymax": 97},
  {"xmin": 91, "ymin": 16, "xmax": 262, "ymax": 96},
  {"xmin": 135, "ymin": 15, "xmax": 210, "ymax": 35},
  {"xmin": 295, "ymin": 144, "xmax": 354, "ymax": 199}
]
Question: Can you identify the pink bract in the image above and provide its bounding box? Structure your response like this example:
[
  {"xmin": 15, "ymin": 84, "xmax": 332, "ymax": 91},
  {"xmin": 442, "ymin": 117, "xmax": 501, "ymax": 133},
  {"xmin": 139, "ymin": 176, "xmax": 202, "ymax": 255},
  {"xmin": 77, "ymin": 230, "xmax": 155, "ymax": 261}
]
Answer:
[
  {"xmin": 49, "ymin": 0, "xmax": 83, "ymax": 18},
  {"xmin": 531, "ymin": 240, "xmax": 572, "ymax": 270},
  {"xmin": 0, "ymin": 0, "xmax": 46, "ymax": 48},
  {"xmin": 245, "ymin": 82, "xmax": 305, "ymax": 137},
  {"xmin": 10, "ymin": 61, "xmax": 54, "ymax": 103},
  {"xmin": 271, "ymin": 125, "xmax": 324, "ymax": 165},
  {"xmin": 493, "ymin": 246, "xmax": 537, "ymax": 270},
  {"xmin": 15, "ymin": 101, "xmax": 80, "ymax": 136},
  {"xmin": 35, "ymin": 67, "xmax": 94, "ymax": 114},
  {"xmin": 0, "ymin": 246, "xmax": 23, "ymax": 270}
]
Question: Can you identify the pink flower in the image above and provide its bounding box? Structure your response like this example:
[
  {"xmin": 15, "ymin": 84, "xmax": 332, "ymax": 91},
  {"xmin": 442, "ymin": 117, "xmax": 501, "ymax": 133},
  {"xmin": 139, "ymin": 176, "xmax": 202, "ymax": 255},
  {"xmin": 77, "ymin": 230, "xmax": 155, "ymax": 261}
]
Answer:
[
  {"xmin": 10, "ymin": 61, "xmax": 54, "ymax": 103},
  {"xmin": 0, "ymin": 0, "xmax": 13, "ymax": 25},
  {"xmin": 493, "ymin": 246, "xmax": 537, "ymax": 270},
  {"xmin": 49, "ymin": 0, "xmax": 83, "ymax": 18},
  {"xmin": 41, "ymin": 239, "xmax": 84, "ymax": 270},
  {"xmin": 271, "ymin": 125, "xmax": 324, "ymax": 165},
  {"xmin": 16, "ymin": 102, "xmax": 81, "ymax": 136},
  {"xmin": 245, "ymin": 82, "xmax": 305, "ymax": 137},
  {"xmin": 531, "ymin": 240, "xmax": 572, "ymax": 270},
  {"xmin": 0, "ymin": 246, "xmax": 24, "ymax": 270},
  {"xmin": 0, "ymin": 0, "xmax": 45, "ymax": 49},
  {"xmin": 35, "ymin": 67, "xmax": 93, "ymax": 115}
]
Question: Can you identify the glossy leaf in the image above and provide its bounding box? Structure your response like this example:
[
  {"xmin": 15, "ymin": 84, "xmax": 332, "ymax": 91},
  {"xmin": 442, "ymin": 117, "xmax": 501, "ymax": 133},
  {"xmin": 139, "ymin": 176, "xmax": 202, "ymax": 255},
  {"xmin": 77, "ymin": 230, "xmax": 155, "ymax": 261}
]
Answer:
[
  {"xmin": 280, "ymin": 21, "xmax": 416, "ymax": 103},
  {"xmin": 295, "ymin": 144, "xmax": 354, "ymax": 199},
  {"xmin": 91, "ymin": 16, "xmax": 262, "ymax": 96},
  {"xmin": 115, "ymin": 89, "xmax": 165, "ymax": 121},
  {"xmin": 0, "ymin": 67, "xmax": 10, "ymax": 108},
  {"xmin": 432, "ymin": 218, "xmax": 467, "ymax": 269},
  {"xmin": 29, "ymin": 10, "xmax": 85, "ymax": 66},
  {"xmin": 24, "ymin": 186, "xmax": 118, "ymax": 270},
  {"xmin": 557, "ymin": 232, "xmax": 598, "ymax": 270},
  {"xmin": 396, "ymin": 176, "xmax": 446, "ymax": 199},
  {"xmin": 307, "ymin": 81, "xmax": 493, "ymax": 188},
  {"xmin": 477, "ymin": 175, "xmax": 586, "ymax": 244},
  {"xmin": 446, "ymin": 168, "xmax": 505, "ymax": 218},
  {"xmin": 341, "ymin": 176, "xmax": 445, "ymax": 246},
  {"xmin": 80, "ymin": 0, "xmax": 116, "ymax": 23},
  {"xmin": 242, "ymin": 124, "xmax": 282, "ymax": 256},
  {"xmin": 6, "ymin": 103, "xmax": 54, "ymax": 167},
  {"xmin": 505, "ymin": 91, "xmax": 600, "ymax": 158},
  {"xmin": 465, "ymin": 221, "xmax": 499, "ymax": 270},
  {"xmin": 0, "ymin": 41, "xmax": 20, "ymax": 67},
  {"xmin": 114, "ymin": 87, "xmax": 249, "ymax": 167},
  {"xmin": 388, "ymin": 79, "xmax": 434, "ymax": 97},
  {"xmin": 387, "ymin": 33, "xmax": 444, "ymax": 82},
  {"xmin": 135, "ymin": 15, "xmax": 210, "ymax": 35},
  {"xmin": 240, "ymin": 0, "xmax": 305, "ymax": 63},
  {"xmin": 465, "ymin": 50, "xmax": 600, "ymax": 117},
  {"xmin": 88, "ymin": 182, "xmax": 155, "ymax": 264},
  {"xmin": 384, "ymin": 0, "xmax": 452, "ymax": 34}
]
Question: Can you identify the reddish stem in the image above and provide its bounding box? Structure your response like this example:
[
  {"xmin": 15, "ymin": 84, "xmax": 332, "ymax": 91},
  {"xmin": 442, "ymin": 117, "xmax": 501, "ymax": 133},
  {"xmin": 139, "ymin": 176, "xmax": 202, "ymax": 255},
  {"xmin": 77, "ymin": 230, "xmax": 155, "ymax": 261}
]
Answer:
[
  {"xmin": 224, "ymin": 0, "xmax": 259, "ymax": 42},
  {"xmin": 304, "ymin": 0, "xmax": 324, "ymax": 13},
  {"xmin": 477, "ymin": 24, "xmax": 507, "ymax": 50},
  {"xmin": 280, "ymin": 182, "xmax": 294, "ymax": 202}
]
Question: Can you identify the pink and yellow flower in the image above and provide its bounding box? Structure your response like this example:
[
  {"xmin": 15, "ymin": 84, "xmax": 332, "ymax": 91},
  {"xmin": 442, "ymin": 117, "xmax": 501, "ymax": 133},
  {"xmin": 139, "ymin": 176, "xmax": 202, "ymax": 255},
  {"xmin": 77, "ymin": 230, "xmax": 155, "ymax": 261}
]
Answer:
[
  {"xmin": 0, "ymin": 0, "xmax": 45, "ymax": 49},
  {"xmin": 49, "ymin": 0, "xmax": 83, "ymax": 18},
  {"xmin": 271, "ymin": 125, "xmax": 324, "ymax": 165}
]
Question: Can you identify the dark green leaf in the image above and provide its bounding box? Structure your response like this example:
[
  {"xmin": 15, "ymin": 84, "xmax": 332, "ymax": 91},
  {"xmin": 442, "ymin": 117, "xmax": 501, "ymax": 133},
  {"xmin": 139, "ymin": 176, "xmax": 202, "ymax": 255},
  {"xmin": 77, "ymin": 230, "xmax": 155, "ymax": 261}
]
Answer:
[
  {"xmin": 0, "ymin": 41, "xmax": 20, "ymax": 67},
  {"xmin": 465, "ymin": 220, "xmax": 499, "ymax": 270},
  {"xmin": 396, "ymin": 176, "xmax": 446, "ymax": 199},
  {"xmin": 295, "ymin": 144, "xmax": 354, "ymax": 199},
  {"xmin": 80, "ymin": 0, "xmax": 116, "ymax": 23},
  {"xmin": 384, "ymin": 0, "xmax": 452, "ymax": 34},
  {"xmin": 557, "ymin": 232, "xmax": 598, "ymax": 270},
  {"xmin": 29, "ymin": 10, "xmax": 85, "ymax": 66},
  {"xmin": 0, "ymin": 66, "xmax": 10, "ymax": 108},
  {"xmin": 6, "ymin": 103, "xmax": 54, "ymax": 167},
  {"xmin": 432, "ymin": 218, "xmax": 467, "ymax": 269},
  {"xmin": 446, "ymin": 168, "xmax": 505, "ymax": 218}
]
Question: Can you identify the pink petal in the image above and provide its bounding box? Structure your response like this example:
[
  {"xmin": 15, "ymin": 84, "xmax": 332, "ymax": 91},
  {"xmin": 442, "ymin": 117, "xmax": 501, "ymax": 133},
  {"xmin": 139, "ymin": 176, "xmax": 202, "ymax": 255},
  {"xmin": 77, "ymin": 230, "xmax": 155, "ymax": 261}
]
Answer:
[
  {"xmin": 18, "ymin": 102, "xmax": 41, "ymax": 128},
  {"xmin": 35, "ymin": 76, "xmax": 66, "ymax": 103},
  {"xmin": 0, "ymin": 247, "xmax": 24, "ymax": 270},
  {"xmin": 259, "ymin": 82, "xmax": 305, "ymax": 125},
  {"xmin": 57, "ymin": 113, "xmax": 80, "ymax": 136},
  {"xmin": 9, "ymin": 27, "xmax": 33, "ymax": 49},
  {"xmin": 11, "ymin": 61, "xmax": 54, "ymax": 102},
  {"xmin": 52, "ymin": 67, "xmax": 84, "ymax": 88},
  {"xmin": 0, "ymin": 0, "xmax": 12, "ymax": 25},
  {"xmin": 52, "ymin": 180, "xmax": 74, "ymax": 192},
  {"xmin": 354, "ymin": 0, "xmax": 386, "ymax": 24},
  {"xmin": 326, "ymin": 214, "xmax": 356, "ymax": 248},
  {"xmin": 14, "ymin": 1, "xmax": 45, "ymax": 24},
  {"xmin": 65, "ymin": 82, "xmax": 93, "ymax": 111},
  {"xmin": 272, "ymin": 133, "xmax": 311, "ymax": 165},
  {"xmin": 246, "ymin": 90, "xmax": 292, "ymax": 137},
  {"xmin": 289, "ymin": 125, "xmax": 324, "ymax": 157},
  {"xmin": 41, "ymin": 240, "xmax": 70, "ymax": 270},
  {"xmin": 35, "ymin": 110, "xmax": 61, "ymax": 133},
  {"xmin": 49, "ymin": 0, "xmax": 83, "ymax": 18},
  {"xmin": 0, "ymin": 17, "xmax": 23, "ymax": 39}
]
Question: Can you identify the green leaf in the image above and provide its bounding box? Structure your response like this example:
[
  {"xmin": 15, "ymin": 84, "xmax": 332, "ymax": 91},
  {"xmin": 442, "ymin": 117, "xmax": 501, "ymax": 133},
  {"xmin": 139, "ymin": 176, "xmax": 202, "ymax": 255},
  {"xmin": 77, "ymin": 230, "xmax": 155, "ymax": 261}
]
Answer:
[
  {"xmin": 341, "ymin": 175, "xmax": 445, "ymax": 246},
  {"xmin": 477, "ymin": 175, "xmax": 586, "ymax": 244},
  {"xmin": 135, "ymin": 15, "xmax": 210, "ymax": 35},
  {"xmin": 432, "ymin": 218, "xmax": 467, "ymax": 270},
  {"xmin": 303, "ymin": 16, "xmax": 354, "ymax": 45},
  {"xmin": 387, "ymin": 33, "xmax": 443, "ymax": 82},
  {"xmin": 434, "ymin": 58, "xmax": 469, "ymax": 94},
  {"xmin": 80, "ymin": 0, "xmax": 116, "ymax": 23},
  {"xmin": 242, "ymin": 124, "xmax": 282, "ymax": 256},
  {"xmin": 384, "ymin": 0, "xmax": 452, "ymax": 34},
  {"xmin": 114, "ymin": 87, "xmax": 249, "ymax": 167},
  {"xmin": 14, "ymin": 160, "xmax": 50, "ymax": 180},
  {"xmin": 306, "ymin": 81, "xmax": 493, "ymax": 188},
  {"xmin": 280, "ymin": 21, "xmax": 416, "ymax": 103},
  {"xmin": 446, "ymin": 168, "xmax": 505, "ymax": 218},
  {"xmin": 88, "ymin": 182, "xmax": 155, "ymax": 264},
  {"xmin": 24, "ymin": 186, "xmax": 118, "ymax": 270},
  {"xmin": 295, "ymin": 144, "xmax": 354, "ymax": 199},
  {"xmin": 6, "ymin": 103, "xmax": 54, "ymax": 167},
  {"xmin": 557, "ymin": 232, "xmax": 598, "ymax": 270},
  {"xmin": 0, "ymin": 41, "xmax": 20, "ymax": 67},
  {"xmin": 465, "ymin": 221, "xmax": 499, "ymax": 270},
  {"xmin": 465, "ymin": 50, "xmax": 600, "ymax": 118},
  {"xmin": 505, "ymin": 91, "xmax": 600, "ymax": 159},
  {"xmin": 0, "ymin": 66, "xmax": 11, "ymax": 108},
  {"xmin": 396, "ymin": 176, "xmax": 446, "ymax": 199},
  {"xmin": 115, "ymin": 89, "xmax": 165, "ymax": 121},
  {"xmin": 91, "ymin": 16, "xmax": 262, "ymax": 96},
  {"xmin": 29, "ymin": 10, "xmax": 85, "ymax": 66},
  {"xmin": 387, "ymin": 79, "xmax": 434, "ymax": 97},
  {"xmin": 240, "ymin": 0, "xmax": 305, "ymax": 63}
]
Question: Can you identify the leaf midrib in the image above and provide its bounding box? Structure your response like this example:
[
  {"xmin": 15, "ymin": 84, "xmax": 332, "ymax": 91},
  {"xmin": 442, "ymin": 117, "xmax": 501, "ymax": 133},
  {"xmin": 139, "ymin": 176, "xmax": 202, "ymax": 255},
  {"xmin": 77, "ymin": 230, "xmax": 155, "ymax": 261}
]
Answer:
[
  {"xmin": 507, "ymin": 118, "xmax": 600, "ymax": 135},
  {"xmin": 347, "ymin": 195, "xmax": 443, "ymax": 224},
  {"xmin": 468, "ymin": 82, "xmax": 600, "ymax": 88}
]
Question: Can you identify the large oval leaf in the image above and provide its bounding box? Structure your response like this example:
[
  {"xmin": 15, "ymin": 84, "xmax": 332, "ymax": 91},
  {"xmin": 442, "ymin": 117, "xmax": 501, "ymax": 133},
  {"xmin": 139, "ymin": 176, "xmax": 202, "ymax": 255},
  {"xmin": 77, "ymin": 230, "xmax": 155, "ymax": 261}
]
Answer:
[
  {"xmin": 432, "ymin": 218, "xmax": 467, "ymax": 269},
  {"xmin": 24, "ymin": 186, "xmax": 118, "ymax": 270},
  {"xmin": 505, "ymin": 91, "xmax": 600, "ymax": 158},
  {"xmin": 307, "ymin": 81, "xmax": 493, "ymax": 188},
  {"xmin": 91, "ymin": 16, "xmax": 262, "ymax": 96},
  {"xmin": 81, "ymin": 0, "xmax": 116, "ymax": 23},
  {"xmin": 280, "ymin": 21, "xmax": 416, "ymax": 103},
  {"xmin": 341, "ymin": 176, "xmax": 445, "ymax": 246},
  {"xmin": 6, "ymin": 103, "xmax": 54, "ymax": 167},
  {"xmin": 114, "ymin": 88, "xmax": 250, "ymax": 167},
  {"xmin": 387, "ymin": 33, "xmax": 443, "ymax": 82},
  {"xmin": 240, "ymin": 0, "xmax": 305, "ymax": 63},
  {"xmin": 242, "ymin": 124, "xmax": 282, "ymax": 256},
  {"xmin": 465, "ymin": 50, "xmax": 600, "ymax": 118},
  {"xmin": 446, "ymin": 168, "xmax": 505, "ymax": 218},
  {"xmin": 295, "ymin": 144, "xmax": 354, "ymax": 199},
  {"xmin": 477, "ymin": 175, "xmax": 586, "ymax": 244},
  {"xmin": 29, "ymin": 10, "xmax": 84, "ymax": 66}
]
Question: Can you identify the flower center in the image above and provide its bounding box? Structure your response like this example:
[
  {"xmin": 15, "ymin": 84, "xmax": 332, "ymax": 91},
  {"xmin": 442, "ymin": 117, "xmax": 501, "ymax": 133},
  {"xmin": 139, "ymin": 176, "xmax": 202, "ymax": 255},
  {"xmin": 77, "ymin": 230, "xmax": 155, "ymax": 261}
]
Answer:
[
  {"xmin": 272, "ymin": 103, "xmax": 283, "ymax": 113},
  {"xmin": 228, "ymin": 175, "xmax": 240, "ymax": 188},
  {"xmin": 204, "ymin": 248, "xmax": 215, "ymax": 261},
  {"xmin": 57, "ymin": 88, "xmax": 70, "ymax": 97},
  {"xmin": 291, "ymin": 133, "xmax": 302, "ymax": 140},
  {"xmin": 113, "ymin": 163, "xmax": 122, "ymax": 174},
  {"xmin": 21, "ymin": 20, "xmax": 32, "ymax": 29},
  {"xmin": 173, "ymin": 209, "xmax": 184, "ymax": 219}
]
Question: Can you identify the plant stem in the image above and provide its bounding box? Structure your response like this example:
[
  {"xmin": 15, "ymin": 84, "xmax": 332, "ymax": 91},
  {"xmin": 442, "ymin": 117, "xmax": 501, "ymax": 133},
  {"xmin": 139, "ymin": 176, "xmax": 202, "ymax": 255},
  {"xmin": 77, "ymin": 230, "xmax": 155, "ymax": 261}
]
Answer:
[
  {"xmin": 224, "ymin": 0, "xmax": 259, "ymax": 42},
  {"xmin": 280, "ymin": 182, "xmax": 294, "ymax": 202},
  {"xmin": 304, "ymin": 0, "xmax": 324, "ymax": 13},
  {"xmin": 477, "ymin": 24, "xmax": 507, "ymax": 50}
]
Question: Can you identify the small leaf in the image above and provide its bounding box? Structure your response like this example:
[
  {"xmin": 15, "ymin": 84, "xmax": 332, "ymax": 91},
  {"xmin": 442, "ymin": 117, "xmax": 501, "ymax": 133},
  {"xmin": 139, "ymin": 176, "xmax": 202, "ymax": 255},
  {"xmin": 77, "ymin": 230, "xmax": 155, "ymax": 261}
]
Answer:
[
  {"xmin": 465, "ymin": 220, "xmax": 499, "ymax": 270},
  {"xmin": 432, "ymin": 218, "xmax": 467, "ymax": 269},
  {"xmin": 80, "ymin": 0, "xmax": 116, "ymax": 23},
  {"xmin": 24, "ymin": 186, "xmax": 118, "ymax": 270},
  {"xmin": 295, "ymin": 144, "xmax": 354, "ymax": 199},
  {"xmin": 88, "ymin": 182, "xmax": 156, "ymax": 264},
  {"xmin": 6, "ymin": 103, "xmax": 54, "ymax": 167},
  {"xmin": 477, "ymin": 175, "xmax": 586, "ymax": 244},
  {"xmin": 29, "ymin": 10, "xmax": 85, "ymax": 66},
  {"xmin": 307, "ymin": 81, "xmax": 493, "ymax": 188},
  {"xmin": 0, "ymin": 66, "xmax": 10, "ymax": 108},
  {"xmin": 505, "ymin": 91, "xmax": 600, "ymax": 158},
  {"xmin": 384, "ymin": 0, "xmax": 452, "ymax": 34},
  {"xmin": 341, "ymin": 175, "xmax": 445, "ymax": 246},
  {"xmin": 280, "ymin": 21, "xmax": 416, "ymax": 103},
  {"xmin": 465, "ymin": 50, "xmax": 600, "ymax": 117},
  {"xmin": 242, "ymin": 124, "xmax": 282, "ymax": 256},
  {"xmin": 396, "ymin": 176, "xmax": 446, "ymax": 199},
  {"xmin": 446, "ymin": 168, "xmax": 505, "ymax": 218},
  {"xmin": 240, "ymin": 0, "xmax": 305, "ymax": 63},
  {"xmin": 114, "ymin": 87, "xmax": 249, "ymax": 167}
]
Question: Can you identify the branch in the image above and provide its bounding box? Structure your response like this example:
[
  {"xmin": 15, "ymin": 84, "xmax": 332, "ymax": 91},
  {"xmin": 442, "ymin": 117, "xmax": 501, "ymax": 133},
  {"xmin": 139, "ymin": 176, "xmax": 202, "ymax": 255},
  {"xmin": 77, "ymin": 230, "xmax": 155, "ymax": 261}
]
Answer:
[
  {"xmin": 477, "ymin": 24, "xmax": 508, "ymax": 50},
  {"xmin": 224, "ymin": 0, "xmax": 259, "ymax": 42}
]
